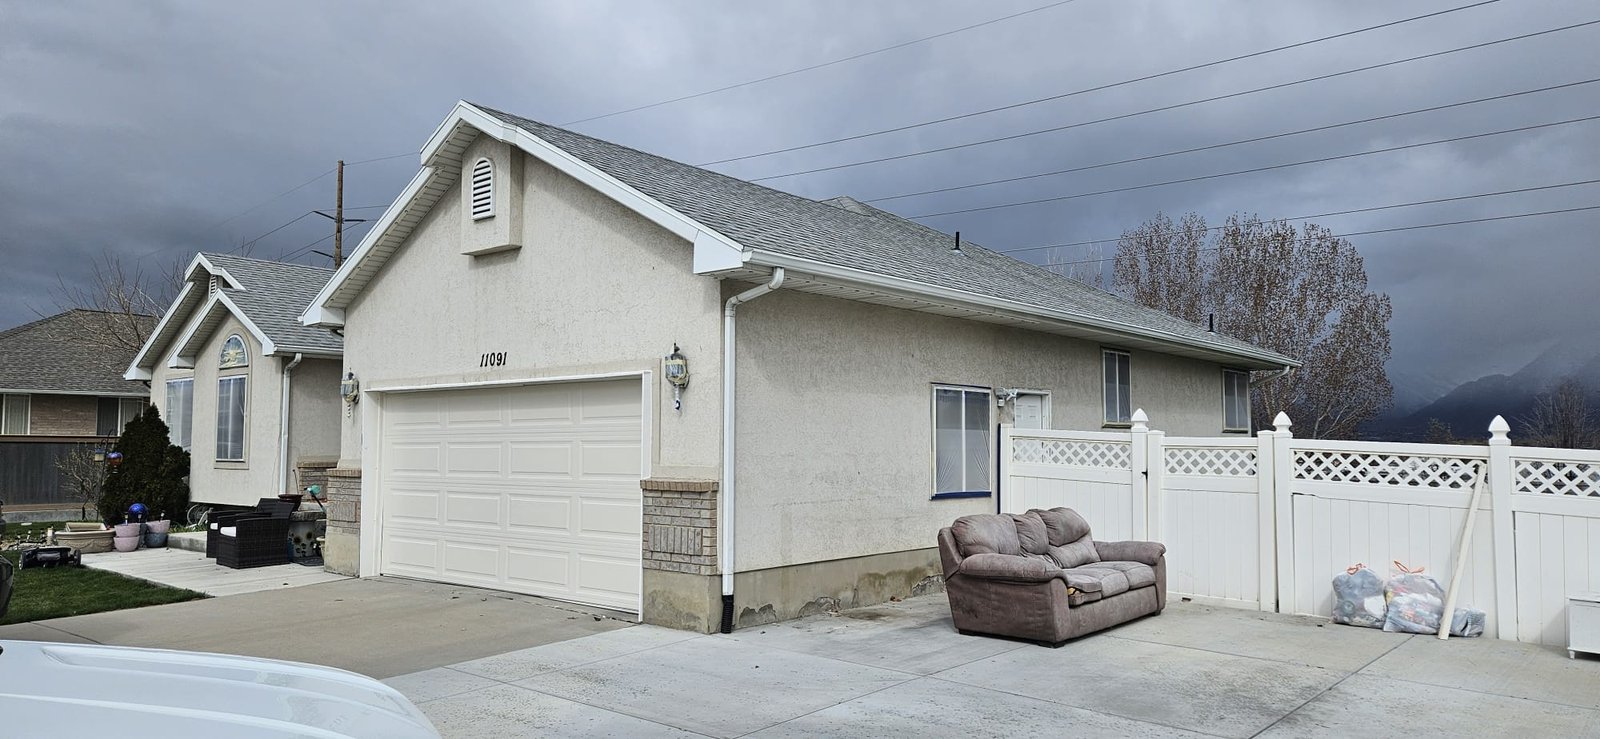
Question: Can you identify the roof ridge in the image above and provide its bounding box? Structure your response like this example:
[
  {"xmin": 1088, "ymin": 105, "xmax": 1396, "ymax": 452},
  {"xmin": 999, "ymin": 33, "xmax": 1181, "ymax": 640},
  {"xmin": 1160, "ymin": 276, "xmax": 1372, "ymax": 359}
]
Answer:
[{"xmin": 201, "ymin": 252, "xmax": 335, "ymax": 273}]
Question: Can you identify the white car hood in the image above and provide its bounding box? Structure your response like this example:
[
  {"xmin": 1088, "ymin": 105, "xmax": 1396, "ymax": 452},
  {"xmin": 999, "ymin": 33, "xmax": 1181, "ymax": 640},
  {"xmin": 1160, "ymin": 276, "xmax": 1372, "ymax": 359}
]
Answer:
[{"xmin": 0, "ymin": 640, "xmax": 437, "ymax": 738}]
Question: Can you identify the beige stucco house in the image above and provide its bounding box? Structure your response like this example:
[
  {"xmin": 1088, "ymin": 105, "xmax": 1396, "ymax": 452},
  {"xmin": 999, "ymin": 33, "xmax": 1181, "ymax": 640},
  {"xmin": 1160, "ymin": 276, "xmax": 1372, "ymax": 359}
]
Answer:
[
  {"xmin": 300, "ymin": 102, "xmax": 1298, "ymax": 632},
  {"xmin": 127, "ymin": 253, "xmax": 343, "ymax": 507}
]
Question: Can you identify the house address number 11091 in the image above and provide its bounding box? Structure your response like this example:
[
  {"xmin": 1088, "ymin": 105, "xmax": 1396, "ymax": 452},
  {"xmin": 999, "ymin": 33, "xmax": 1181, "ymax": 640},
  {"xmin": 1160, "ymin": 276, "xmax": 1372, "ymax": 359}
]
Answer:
[{"xmin": 479, "ymin": 351, "xmax": 507, "ymax": 367}]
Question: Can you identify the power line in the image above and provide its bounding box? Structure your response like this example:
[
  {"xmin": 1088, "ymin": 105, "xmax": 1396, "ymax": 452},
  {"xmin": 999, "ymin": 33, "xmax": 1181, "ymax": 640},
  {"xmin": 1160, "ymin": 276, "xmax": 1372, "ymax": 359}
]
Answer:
[
  {"xmin": 908, "ymin": 114, "xmax": 1600, "ymax": 219},
  {"xmin": 279, "ymin": 219, "xmax": 374, "ymax": 264},
  {"xmin": 995, "ymin": 177, "xmax": 1600, "ymax": 255},
  {"xmin": 1033, "ymin": 204, "xmax": 1600, "ymax": 270},
  {"xmin": 863, "ymin": 78, "xmax": 1598, "ymax": 204},
  {"xmin": 557, "ymin": 0, "xmax": 1083, "ymax": 127},
  {"xmin": 699, "ymin": 0, "xmax": 1503, "ymax": 168},
  {"xmin": 344, "ymin": 152, "xmax": 414, "ymax": 166},
  {"xmin": 757, "ymin": 21, "xmax": 1600, "ymax": 184}
]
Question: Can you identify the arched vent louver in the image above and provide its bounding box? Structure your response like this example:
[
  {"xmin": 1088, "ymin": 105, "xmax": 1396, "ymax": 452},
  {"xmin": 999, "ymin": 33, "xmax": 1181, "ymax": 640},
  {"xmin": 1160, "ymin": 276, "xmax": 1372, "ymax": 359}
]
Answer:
[{"xmin": 469, "ymin": 157, "xmax": 494, "ymax": 220}]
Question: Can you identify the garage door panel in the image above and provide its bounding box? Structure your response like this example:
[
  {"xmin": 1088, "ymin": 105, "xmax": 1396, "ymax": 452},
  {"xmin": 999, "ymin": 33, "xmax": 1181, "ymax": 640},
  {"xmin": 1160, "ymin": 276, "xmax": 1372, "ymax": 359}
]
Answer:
[
  {"xmin": 506, "ymin": 547, "xmax": 572, "ymax": 589},
  {"xmin": 388, "ymin": 443, "xmax": 444, "ymax": 475},
  {"xmin": 576, "ymin": 554, "xmax": 641, "ymax": 599},
  {"xmin": 580, "ymin": 443, "xmax": 641, "ymax": 478},
  {"xmin": 507, "ymin": 496, "xmax": 572, "ymax": 531},
  {"xmin": 580, "ymin": 500, "xmax": 642, "ymax": 537},
  {"xmin": 381, "ymin": 379, "xmax": 642, "ymax": 613},
  {"xmin": 579, "ymin": 381, "xmax": 642, "ymax": 421},
  {"xmin": 442, "ymin": 541, "xmax": 501, "ymax": 580},
  {"xmin": 508, "ymin": 442, "xmax": 574, "ymax": 477},
  {"xmin": 386, "ymin": 535, "xmax": 442, "ymax": 572},
  {"xmin": 444, "ymin": 493, "xmax": 503, "ymax": 527},
  {"xmin": 386, "ymin": 489, "xmax": 442, "ymax": 523}
]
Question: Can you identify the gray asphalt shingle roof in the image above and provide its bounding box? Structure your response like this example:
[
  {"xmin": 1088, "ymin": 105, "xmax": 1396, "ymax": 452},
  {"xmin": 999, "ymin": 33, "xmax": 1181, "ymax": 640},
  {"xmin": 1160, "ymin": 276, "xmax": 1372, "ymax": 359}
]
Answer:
[
  {"xmin": 202, "ymin": 253, "xmax": 342, "ymax": 354},
  {"xmin": 472, "ymin": 105, "xmax": 1293, "ymax": 366},
  {"xmin": 0, "ymin": 310, "xmax": 154, "ymax": 395}
]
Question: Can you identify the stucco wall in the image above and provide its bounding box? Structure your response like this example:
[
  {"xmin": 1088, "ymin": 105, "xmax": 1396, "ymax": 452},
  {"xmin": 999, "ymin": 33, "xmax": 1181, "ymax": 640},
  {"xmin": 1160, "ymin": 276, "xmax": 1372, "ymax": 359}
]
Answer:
[
  {"xmin": 287, "ymin": 357, "xmax": 342, "ymax": 471},
  {"xmin": 150, "ymin": 315, "xmax": 283, "ymax": 507},
  {"xmin": 337, "ymin": 136, "xmax": 724, "ymax": 477},
  {"xmin": 733, "ymin": 286, "xmax": 1239, "ymax": 572}
]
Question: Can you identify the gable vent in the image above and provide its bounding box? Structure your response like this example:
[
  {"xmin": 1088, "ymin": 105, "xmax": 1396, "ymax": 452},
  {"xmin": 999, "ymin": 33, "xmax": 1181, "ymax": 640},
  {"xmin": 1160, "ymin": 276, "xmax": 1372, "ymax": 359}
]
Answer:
[
  {"xmin": 469, "ymin": 157, "xmax": 494, "ymax": 220},
  {"xmin": 208, "ymin": 275, "xmax": 219, "ymax": 295}
]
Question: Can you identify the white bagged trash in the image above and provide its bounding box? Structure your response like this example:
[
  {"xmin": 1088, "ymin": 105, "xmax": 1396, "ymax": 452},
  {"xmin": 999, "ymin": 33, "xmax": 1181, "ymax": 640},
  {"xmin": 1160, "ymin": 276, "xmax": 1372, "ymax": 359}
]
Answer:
[
  {"xmin": 1450, "ymin": 607, "xmax": 1486, "ymax": 638},
  {"xmin": 1382, "ymin": 561, "xmax": 1446, "ymax": 634},
  {"xmin": 1332, "ymin": 563, "xmax": 1387, "ymax": 628}
]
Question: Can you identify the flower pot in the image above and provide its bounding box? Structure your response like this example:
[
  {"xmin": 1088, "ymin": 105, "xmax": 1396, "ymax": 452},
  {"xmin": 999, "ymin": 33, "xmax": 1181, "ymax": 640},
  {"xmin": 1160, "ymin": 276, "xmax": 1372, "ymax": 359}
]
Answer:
[
  {"xmin": 113, "ymin": 523, "xmax": 142, "ymax": 539},
  {"xmin": 144, "ymin": 520, "xmax": 171, "ymax": 534},
  {"xmin": 56, "ymin": 529, "xmax": 114, "ymax": 554},
  {"xmin": 277, "ymin": 493, "xmax": 304, "ymax": 511},
  {"xmin": 144, "ymin": 530, "xmax": 169, "ymax": 548},
  {"xmin": 112, "ymin": 534, "xmax": 141, "ymax": 552}
]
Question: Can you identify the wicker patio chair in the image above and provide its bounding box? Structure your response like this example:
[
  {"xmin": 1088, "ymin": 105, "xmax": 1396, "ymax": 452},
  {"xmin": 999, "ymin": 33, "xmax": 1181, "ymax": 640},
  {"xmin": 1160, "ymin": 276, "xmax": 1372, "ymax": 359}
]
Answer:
[
  {"xmin": 207, "ymin": 498, "xmax": 295, "ymax": 558},
  {"xmin": 214, "ymin": 513, "xmax": 293, "ymax": 569}
]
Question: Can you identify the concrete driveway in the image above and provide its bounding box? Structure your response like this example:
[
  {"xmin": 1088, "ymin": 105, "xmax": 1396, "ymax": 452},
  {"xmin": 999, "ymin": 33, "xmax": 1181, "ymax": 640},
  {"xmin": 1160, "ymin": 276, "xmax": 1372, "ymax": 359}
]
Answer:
[
  {"xmin": 385, "ymin": 594, "xmax": 1600, "ymax": 738},
  {"xmin": 0, "ymin": 577, "xmax": 632, "ymax": 678}
]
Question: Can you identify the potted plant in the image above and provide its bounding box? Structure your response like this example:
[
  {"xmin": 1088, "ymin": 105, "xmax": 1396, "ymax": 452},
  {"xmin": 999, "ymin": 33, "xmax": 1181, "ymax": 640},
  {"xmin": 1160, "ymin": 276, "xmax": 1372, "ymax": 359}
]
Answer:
[{"xmin": 143, "ymin": 515, "xmax": 171, "ymax": 548}]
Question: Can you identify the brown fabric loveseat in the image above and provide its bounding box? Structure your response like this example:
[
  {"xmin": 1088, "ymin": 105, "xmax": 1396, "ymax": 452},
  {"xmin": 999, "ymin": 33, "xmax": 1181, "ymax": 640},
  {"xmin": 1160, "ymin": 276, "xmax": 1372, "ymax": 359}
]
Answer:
[{"xmin": 938, "ymin": 507, "xmax": 1166, "ymax": 645}]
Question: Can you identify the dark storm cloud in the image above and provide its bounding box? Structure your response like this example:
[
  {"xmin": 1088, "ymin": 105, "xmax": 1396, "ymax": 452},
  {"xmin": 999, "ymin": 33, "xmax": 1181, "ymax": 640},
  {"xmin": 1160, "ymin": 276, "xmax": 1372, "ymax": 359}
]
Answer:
[{"xmin": 1, "ymin": 0, "xmax": 1595, "ymax": 396}]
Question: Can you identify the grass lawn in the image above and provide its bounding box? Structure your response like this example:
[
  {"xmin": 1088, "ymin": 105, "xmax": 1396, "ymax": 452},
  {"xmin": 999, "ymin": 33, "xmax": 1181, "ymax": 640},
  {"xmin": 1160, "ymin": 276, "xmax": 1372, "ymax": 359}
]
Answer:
[{"xmin": 1, "ymin": 550, "xmax": 206, "ymax": 625}]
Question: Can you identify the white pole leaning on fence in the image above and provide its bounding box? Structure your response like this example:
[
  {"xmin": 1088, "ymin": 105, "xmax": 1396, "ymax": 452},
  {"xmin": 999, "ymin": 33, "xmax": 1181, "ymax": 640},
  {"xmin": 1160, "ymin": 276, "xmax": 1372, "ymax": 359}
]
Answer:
[{"xmin": 1438, "ymin": 467, "xmax": 1490, "ymax": 640}]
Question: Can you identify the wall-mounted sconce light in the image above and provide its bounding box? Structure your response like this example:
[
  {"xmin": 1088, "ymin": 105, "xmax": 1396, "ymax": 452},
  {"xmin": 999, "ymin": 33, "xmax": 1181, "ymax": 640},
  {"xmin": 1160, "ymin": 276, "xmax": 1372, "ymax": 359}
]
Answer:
[
  {"xmin": 664, "ymin": 344, "xmax": 690, "ymax": 411},
  {"xmin": 340, "ymin": 372, "xmax": 360, "ymax": 417}
]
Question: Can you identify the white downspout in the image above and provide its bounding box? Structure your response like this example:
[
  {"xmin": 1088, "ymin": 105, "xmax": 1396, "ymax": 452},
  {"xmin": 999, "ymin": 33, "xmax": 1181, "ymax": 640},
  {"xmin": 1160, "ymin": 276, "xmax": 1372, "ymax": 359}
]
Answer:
[
  {"xmin": 720, "ymin": 267, "xmax": 784, "ymax": 633},
  {"xmin": 279, "ymin": 353, "xmax": 304, "ymax": 495}
]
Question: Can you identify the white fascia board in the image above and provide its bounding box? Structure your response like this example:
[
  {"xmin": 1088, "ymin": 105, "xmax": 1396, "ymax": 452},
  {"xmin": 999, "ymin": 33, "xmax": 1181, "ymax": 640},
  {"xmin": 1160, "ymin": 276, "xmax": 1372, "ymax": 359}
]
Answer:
[
  {"xmin": 171, "ymin": 292, "xmax": 278, "ymax": 366},
  {"xmin": 124, "ymin": 281, "xmax": 198, "ymax": 380},
  {"xmin": 299, "ymin": 167, "xmax": 435, "ymax": 327},
  {"xmin": 746, "ymin": 250, "xmax": 1301, "ymax": 370},
  {"xmin": 192, "ymin": 253, "xmax": 244, "ymax": 291},
  {"xmin": 453, "ymin": 103, "xmax": 748, "ymax": 269}
]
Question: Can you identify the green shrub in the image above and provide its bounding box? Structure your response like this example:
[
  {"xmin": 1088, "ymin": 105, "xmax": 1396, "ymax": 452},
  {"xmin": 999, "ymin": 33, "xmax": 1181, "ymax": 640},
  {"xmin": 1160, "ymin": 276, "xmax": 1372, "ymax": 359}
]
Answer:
[{"xmin": 98, "ymin": 406, "xmax": 189, "ymax": 524}]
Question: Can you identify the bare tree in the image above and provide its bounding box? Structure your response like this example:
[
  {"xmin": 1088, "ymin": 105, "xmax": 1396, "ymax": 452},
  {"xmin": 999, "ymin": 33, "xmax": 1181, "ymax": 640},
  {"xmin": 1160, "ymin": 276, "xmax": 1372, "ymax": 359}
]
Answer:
[
  {"xmin": 1112, "ymin": 212, "xmax": 1393, "ymax": 439},
  {"xmin": 48, "ymin": 252, "xmax": 182, "ymax": 354},
  {"xmin": 1044, "ymin": 243, "xmax": 1106, "ymax": 287},
  {"xmin": 56, "ymin": 443, "xmax": 108, "ymax": 521},
  {"xmin": 1520, "ymin": 378, "xmax": 1599, "ymax": 449}
]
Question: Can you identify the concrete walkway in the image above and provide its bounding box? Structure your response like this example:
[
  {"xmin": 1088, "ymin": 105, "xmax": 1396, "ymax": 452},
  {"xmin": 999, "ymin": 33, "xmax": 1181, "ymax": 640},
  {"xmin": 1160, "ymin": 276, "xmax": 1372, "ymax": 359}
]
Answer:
[
  {"xmin": 0, "ymin": 577, "xmax": 633, "ymax": 678},
  {"xmin": 80, "ymin": 546, "xmax": 346, "ymax": 596},
  {"xmin": 386, "ymin": 594, "xmax": 1600, "ymax": 738}
]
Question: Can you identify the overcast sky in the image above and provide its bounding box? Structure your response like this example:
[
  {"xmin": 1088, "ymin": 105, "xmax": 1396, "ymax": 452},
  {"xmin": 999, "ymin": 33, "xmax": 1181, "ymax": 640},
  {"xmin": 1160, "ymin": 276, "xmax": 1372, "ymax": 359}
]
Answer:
[{"xmin": 2, "ymin": 0, "xmax": 1595, "ymax": 401}]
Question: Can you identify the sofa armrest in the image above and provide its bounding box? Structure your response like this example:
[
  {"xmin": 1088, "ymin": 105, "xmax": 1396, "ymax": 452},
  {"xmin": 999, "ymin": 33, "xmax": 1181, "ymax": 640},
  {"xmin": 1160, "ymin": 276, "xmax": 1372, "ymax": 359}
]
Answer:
[
  {"xmin": 957, "ymin": 553, "xmax": 1063, "ymax": 583},
  {"xmin": 1094, "ymin": 540, "xmax": 1166, "ymax": 565}
]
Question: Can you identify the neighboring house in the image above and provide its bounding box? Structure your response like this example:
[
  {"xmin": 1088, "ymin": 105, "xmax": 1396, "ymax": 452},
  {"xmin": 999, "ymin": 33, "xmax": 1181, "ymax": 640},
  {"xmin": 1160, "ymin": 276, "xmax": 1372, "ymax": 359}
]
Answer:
[
  {"xmin": 127, "ymin": 253, "xmax": 343, "ymax": 508},
  {"xmin": 0, "ymin": 309, "xmax": 153, "ymax": 506},
  {"xmin": 300, "ymin": 101, "xmax": 1299, "ymax": 632}
]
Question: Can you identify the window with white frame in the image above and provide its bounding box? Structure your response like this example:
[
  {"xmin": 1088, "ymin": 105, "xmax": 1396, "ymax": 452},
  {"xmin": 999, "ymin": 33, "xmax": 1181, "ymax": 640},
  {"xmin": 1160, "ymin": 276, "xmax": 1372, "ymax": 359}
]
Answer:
[
  {"xmin": 1, "ymin": 394, "xmax": 29, "ymax": 435},
  {"xmin": 1103, "ymin": 349, "xmax": 1132, "ymax": 425},
  {"xmin": 1223, "ymin": 369, "xmax": 1251, "ymax": 432},
  {"xmin": 216, "ymin": 376, "xmax": 247, "ymax": 461},
  {"xmin": 166, "ymin": 378, "xmax": 194, "ymax": 450},
  {"xmin": 97, "ymin": 397, "xmax": 146, "ymax": 436},
  {"xmin": 933, "ymin": 385, "xmax": 992, "ymax": 495},
  {"xmin": 469, "ymin": 157, "xmax": 494, "ymax": 219}
]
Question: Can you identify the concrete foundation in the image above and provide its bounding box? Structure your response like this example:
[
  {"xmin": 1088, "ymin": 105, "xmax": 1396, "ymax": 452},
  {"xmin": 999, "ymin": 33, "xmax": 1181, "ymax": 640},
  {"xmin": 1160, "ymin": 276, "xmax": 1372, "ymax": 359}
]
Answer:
[
  {"xmin": 642, "ymin": 568, "xmax": 721, "ymax": 633},
  {"xmin": 731, "ymin": 547, "xmax": 945, "ymax": 630}
]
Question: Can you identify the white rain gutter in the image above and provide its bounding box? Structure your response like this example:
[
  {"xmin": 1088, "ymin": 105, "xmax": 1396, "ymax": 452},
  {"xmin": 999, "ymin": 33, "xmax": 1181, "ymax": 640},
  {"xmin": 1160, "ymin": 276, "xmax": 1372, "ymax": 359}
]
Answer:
[
  {"xmin": 719, "ymin": 267, "xmax": 785, "ymax": 633},
  {"xmin": 278, "ymin": 353, "xmax": 304, "ymax": 495},
  {"xmin": 1250, "ymin": 365, "xmax": 1294, "ymax": 388}
]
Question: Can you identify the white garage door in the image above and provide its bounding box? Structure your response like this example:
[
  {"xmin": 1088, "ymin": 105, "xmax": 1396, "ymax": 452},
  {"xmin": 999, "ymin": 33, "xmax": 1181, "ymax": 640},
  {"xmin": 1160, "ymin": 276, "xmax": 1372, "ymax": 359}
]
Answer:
[{"xmin": 378, "ymin": 379, "xmax": 643, "ymax": 612}]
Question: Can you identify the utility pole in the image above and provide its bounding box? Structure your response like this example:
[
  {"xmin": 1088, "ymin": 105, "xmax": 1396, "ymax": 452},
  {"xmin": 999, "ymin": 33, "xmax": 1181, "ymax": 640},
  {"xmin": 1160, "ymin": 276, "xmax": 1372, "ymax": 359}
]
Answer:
[
  {"xmin": 314, "ymin": 160, "xmax": 365, "ymax": 268},
  {"xmin": 334, "ymin": 159, "xmax": 345, "ymax": 268}
]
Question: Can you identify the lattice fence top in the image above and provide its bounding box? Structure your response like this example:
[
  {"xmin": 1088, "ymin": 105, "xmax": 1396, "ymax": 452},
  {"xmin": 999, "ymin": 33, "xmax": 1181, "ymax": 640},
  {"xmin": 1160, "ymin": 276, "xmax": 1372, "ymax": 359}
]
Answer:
[
  {"xmin": 1514, "ymin": 458, "xmax": 1600, "ymax": 497},
  {"xmin": 1294, "ymin": 450, "xmax": 1482, "ymax": 488},
  {"xmin": 1165, "ymin": 446, "xmax": 1257, "ymax": 477},
  {"xmin": 1013, "ymin": 438, "xmax": 1130, "ymax": 470}
]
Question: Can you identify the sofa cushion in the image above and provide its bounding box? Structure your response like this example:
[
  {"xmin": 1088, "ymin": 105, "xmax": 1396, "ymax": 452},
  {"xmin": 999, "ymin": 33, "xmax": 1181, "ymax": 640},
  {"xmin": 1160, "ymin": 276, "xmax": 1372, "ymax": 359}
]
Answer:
[
  {"xmin": 950, "ymin": 514, "xmax": 1021, "ymax": 557},
  {"xmin": 1009, "ymin": 513, "xmax": 1050, "ymax": 555},
  {"xmin": 1033, "ymin": 507, "xmax": 1100, "ymax": 568}
]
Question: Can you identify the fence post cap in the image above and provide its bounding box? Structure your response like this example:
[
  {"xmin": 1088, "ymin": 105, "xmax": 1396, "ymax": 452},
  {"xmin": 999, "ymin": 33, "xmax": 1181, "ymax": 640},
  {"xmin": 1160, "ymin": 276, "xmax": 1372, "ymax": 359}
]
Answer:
[
  {"xmin": 1273, "ymin": 412, "xmax": 1293, "ymax": 432},
  {"xmin": 1488, "ymin": 415, "xmax": 1510, "ymax": 439},
  {"xmin": 1131, "ymin": 408, "xmax": 1148, "ymax": 430}
]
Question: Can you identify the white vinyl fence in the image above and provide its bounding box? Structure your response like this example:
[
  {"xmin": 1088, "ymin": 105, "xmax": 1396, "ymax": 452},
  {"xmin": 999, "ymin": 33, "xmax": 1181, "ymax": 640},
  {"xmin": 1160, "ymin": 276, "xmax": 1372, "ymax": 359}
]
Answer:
[{"xmin": 999, "ymin": 412, "xmax": 1600, "ymax": 645}]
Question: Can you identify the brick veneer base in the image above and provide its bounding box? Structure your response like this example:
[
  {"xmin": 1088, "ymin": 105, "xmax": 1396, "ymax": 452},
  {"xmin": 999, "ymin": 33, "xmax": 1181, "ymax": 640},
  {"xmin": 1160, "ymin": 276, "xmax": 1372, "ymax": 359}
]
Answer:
[{"xmin": 641, "ymin": 478, "xmax": 718, "ymax": 576}]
